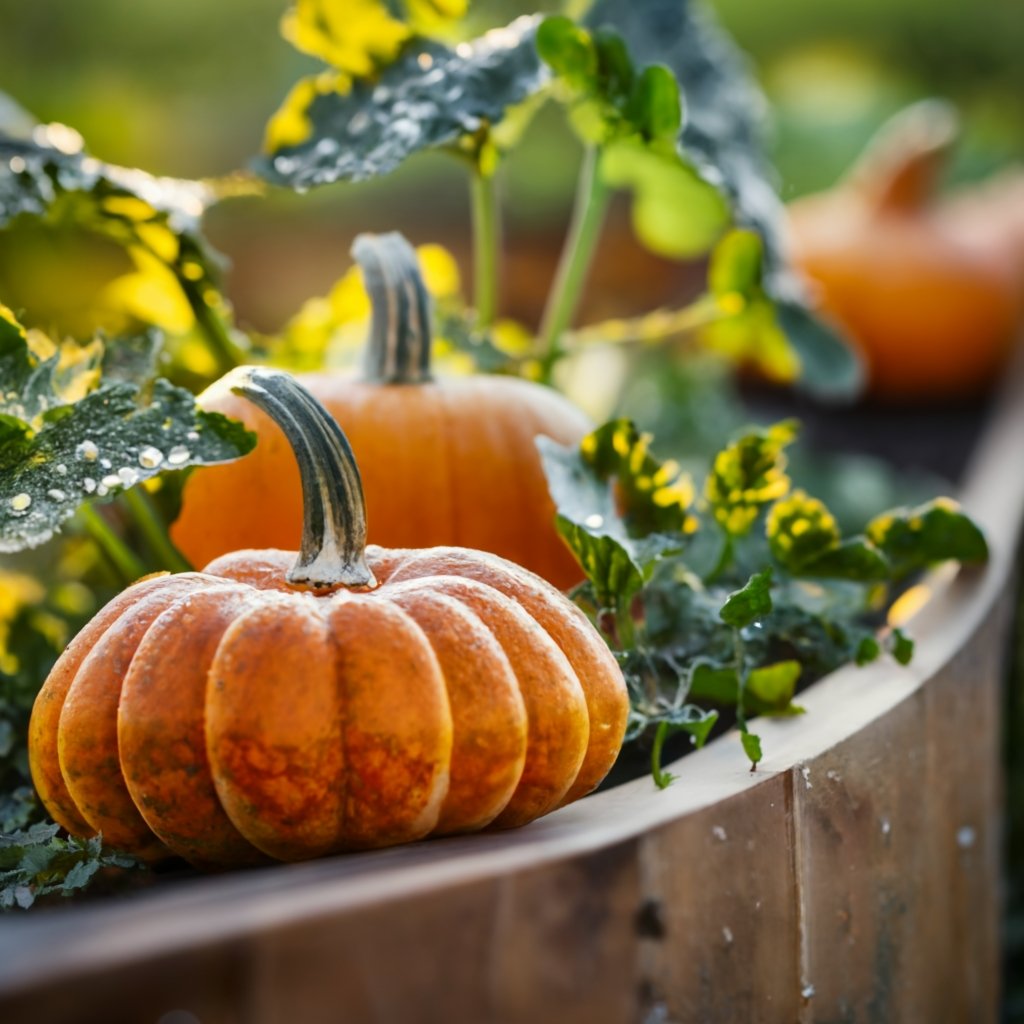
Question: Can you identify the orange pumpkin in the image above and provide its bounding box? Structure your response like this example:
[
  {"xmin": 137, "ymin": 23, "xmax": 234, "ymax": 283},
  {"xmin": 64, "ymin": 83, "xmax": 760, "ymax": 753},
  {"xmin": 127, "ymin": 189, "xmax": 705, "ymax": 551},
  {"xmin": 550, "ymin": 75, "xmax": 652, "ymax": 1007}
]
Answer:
[
  {"xmin": 28, "ymin": 368, "xmax": 628, "ymax": 866},
  {"xmin": 787, "ymin": 101, "xmax": 1023, "ymax": 402},
  {"xmin": 171, "ymin": 233, "xmax": 590, "ymax": 589}
]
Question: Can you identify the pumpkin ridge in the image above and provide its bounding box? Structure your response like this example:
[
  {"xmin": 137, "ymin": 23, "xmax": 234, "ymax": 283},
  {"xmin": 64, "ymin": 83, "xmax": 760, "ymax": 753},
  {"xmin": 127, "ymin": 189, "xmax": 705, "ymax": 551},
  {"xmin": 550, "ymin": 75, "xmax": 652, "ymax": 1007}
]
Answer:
[
  {"xmin": 119, "ymin": 584, "xmax": 268, "ymax": 867},
  {"xmin": 380, "ymin": 547, "xmax": 629, "ymax": 804},
  {"xmin": 205, "ymin": 595, "xmax": 347, "ymax": 860},
  {"xmin": 56, "ymin": 574, "xmax": 225, "ymax": 857},
  {"xmin": 383, "ymin": 587, "xmax": 527, "ymax": 834},
  {"xmin": 28, "ymin": 572, "xmax": 199, "ymax": 837},
  {"xmin": 379, "ymin": 573, "xmax": 589, "ymax": 828},
  {"xmin": 327, "ymin": 597, "xmax": 452, "ymax": 849}
]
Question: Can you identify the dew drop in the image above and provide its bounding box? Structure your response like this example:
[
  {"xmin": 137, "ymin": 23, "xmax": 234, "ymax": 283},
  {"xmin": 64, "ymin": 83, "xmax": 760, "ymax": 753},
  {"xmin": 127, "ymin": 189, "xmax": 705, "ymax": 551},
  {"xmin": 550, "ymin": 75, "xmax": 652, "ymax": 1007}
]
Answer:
[
  {"xmin": 10, "ymin": 492, "xmax": 31, "ymax": 513},
  {"xmin": 167, "ymin": 445, "xmax": 190, "ymax": 466},
  {"xmin": 8, "ymin": 155, "xmax": 26, "ymax": 174},
  {"xmin": 348, "ymin": 111, "xmax": 371, "ymax": 135},
  {"xmin": 186, "ymin": 431, "xmax": 199, "ymax": 442},
  {"xmin": 82, "ymin": 477, "xmax": 96, "ymax": 493},
  {"xmin": 138, "ymin": 446, "xmax": 164, "ymax": 469},
  {"xmin": 417, "ymin": 52, "xmax": 434, "ymax": 70},
  {"xmin": 76, "ymin": 440, "xmax": 99, "ymax": 461},
  {"xmin": 455, "ymin": 42, "xmax": 473, "ymax": 59},
  {"xmin": 100, "ymin": 458, "xmax": 112, "ymax": 470},
  {"xmin": 101, "ymin": 474, "xmax": 122, "ymax": 490},
  {"xmin": 584, "ymin": 513, "xmax": 604, "ymax": 529},
  {"xmin": 118, "ymin": 467, "xmax": 139, "ymax": 486},
  {"xmin": 55, "ymin": 463, "xmax": 68, "ymax": 476},
  {"xmin": 47, "ymin": 489, "xmax": 66, "ymax": 502},
  {"xmin": 957, "ymin": 826, "xmax": 976, "ymax": 849}
]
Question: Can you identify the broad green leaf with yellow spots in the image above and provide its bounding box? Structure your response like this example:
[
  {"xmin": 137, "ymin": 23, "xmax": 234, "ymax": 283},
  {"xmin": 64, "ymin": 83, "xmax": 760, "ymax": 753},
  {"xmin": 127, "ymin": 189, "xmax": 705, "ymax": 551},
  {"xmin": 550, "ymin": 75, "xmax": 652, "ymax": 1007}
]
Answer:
[
  {"xmin": 538, "ymin": 420, "xmax": 694, "ymax": 606},
  {"xmin": 705, "ymin": 420, "xmax": 798, "ymax": 537},
  {"xmin": 866, "ymin": 498, "xmax": 989, "ymax": 579}
]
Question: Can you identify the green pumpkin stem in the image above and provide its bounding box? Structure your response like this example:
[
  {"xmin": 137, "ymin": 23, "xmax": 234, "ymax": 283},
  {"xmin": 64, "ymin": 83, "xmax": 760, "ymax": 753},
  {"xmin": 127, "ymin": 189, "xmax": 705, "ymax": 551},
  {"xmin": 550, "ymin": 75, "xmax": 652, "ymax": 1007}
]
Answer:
[
  {"xmin": 230, "ymin": 367, "xmax": 377, "ymax": 590},
  {"xmin": 353, "ymin": 231, "xmax": 434, "ymax": 384}
]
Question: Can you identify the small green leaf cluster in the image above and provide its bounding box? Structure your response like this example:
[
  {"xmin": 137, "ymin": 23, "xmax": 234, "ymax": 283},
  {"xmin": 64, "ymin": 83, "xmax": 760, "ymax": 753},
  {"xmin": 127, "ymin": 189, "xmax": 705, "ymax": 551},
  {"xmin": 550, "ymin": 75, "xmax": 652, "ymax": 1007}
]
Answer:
[
  {"xmin": 540, "ymin": 417, "xmax": 988, "ymax": 776},
  {"xmin": 1, "ymin": 822, "xmax": 140, "ymax": 910}
]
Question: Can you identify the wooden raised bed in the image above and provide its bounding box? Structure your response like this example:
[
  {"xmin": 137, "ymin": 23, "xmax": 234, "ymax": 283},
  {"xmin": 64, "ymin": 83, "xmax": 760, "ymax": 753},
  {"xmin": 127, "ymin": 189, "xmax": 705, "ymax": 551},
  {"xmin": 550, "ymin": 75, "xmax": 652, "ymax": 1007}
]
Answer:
[{"xmin": 2, "ymin": 359, "xmax": 1023, "ymax": 1024}]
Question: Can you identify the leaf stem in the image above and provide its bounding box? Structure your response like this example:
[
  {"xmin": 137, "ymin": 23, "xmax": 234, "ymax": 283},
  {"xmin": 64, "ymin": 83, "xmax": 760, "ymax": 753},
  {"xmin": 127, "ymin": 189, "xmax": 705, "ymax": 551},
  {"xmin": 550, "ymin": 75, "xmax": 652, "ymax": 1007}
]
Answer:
[
  {"xmin": 470, "ymin": 168, "xmax": 500, "ymax": 329},
  {"xmin": 538, "ymin": 145, "xmax": 611, "ymax": 381},
  {"xmin": 182, "ymin": 279, "xmax": 249, "ymax": 376},
  {"xmin": 651, "ymin": 721, "xmax": 675, "ymax": 789},
  {"xmin": 77, "ymin": 504, "xmax": 148, "ymax": 585},
  {"xmin": 733, "ymin": 626, "xmax": 747, "ymax": 732},
  {"xmin": 706, "ymin": 533, "xmax": 735, "ymax": 584},
  {"xmin": 123, "ymin": 488, "xmax": 192, "ymax": 573}
]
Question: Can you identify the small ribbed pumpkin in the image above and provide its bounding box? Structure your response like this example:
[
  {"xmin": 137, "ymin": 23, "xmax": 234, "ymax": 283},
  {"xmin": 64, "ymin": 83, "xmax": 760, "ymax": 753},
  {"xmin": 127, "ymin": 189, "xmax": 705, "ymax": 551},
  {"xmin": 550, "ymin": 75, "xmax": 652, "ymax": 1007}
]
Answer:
[
  {"xmin": 28, "ymin": 368, "xmax": 628, "ymax": 867},
  {"xmin": 171, "ymin": 232, "xmax": 590, "ymax": 589}
]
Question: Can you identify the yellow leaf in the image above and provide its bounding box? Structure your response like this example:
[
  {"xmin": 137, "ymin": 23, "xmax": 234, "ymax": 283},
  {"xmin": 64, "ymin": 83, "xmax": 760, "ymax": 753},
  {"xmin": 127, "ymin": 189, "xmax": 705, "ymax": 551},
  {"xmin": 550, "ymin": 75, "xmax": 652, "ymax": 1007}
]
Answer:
[
  {"xmin": 281, "ymin": 0, "xmax": 410, "ymax": 76},
  {"xmin": 264, "ymin": 71, "xmax": 351, "ymax": 153},
  {"xmin": 100, "ymin": 247, "xmax": 195, "ymax": 334},
  {"xmin": 417, "ymin": 243, "xmax": 461, "ymax": 299}
]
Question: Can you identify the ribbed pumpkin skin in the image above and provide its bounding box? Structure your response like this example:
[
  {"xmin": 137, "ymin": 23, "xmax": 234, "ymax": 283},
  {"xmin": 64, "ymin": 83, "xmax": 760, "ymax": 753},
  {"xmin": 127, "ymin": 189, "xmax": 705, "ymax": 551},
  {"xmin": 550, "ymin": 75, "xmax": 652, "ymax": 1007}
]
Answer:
[
  {"xmin": 28, "ymin": 546, "xmax": 627, "ymax": 867},
  {"xmin": 170, "ymin": 374, "xmax": 591, "ymax": 590}
]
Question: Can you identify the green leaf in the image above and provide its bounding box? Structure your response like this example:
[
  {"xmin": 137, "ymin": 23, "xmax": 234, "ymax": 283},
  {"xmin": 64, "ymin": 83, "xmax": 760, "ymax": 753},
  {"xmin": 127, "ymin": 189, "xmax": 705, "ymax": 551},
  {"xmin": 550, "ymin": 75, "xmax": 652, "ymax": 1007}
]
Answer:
[
  {"xmin": 746, "ymin": 659, "xmax": 801, "ymax": 712},
  {"xmin": 688, "ymin": 662, "xmax": 739, "ymax": 704},
  {"xmin": 774, "ymin": 300, "xmax": 864, "ymax": 402},
  {"xmin": 0, "ymin": 312, "xmax": 255, "ymax": 553},
  {"xmin": 799, "ymin": 537, "xmax": 891, "ymax": 582},
  {"xmin": 584, "ymin": 0, "xmax": 863, "ymax": 401},
  {"xmin": 0, "ymin": 825, "xmax": 142, "ymax": 910},
  {"xmin": 741, "ymin": 729, "xmax": 763, "ymax": 768},
  {"xmin": 705, "ymin": 420, "xmax": 798, "ymax": 538},
  {"xmin": 599, "ymin": 141, "xmax": 728, "ymax": 258},
  {"xmin": 650, "ymin": 708, "xmax": 720, "ymax": 787},
  {"xmin": 536, "ymin": 16, "xmax": 596, "ymax": 91},
  {"xmin": 538, "ymin": 424, "xmax": 690, "ymax": 605},
  {"xmin": 259, "ymin": 16, "xmax": 548, "ymax": 189},
  {"xmin": 628, "ymin": 65, "xmax": 681, "ymax": 144},
  {"xmin": 720, "ymin": 567, "xmax": 773, "ymax": 628},
  {"xmin": 866, "ymin": 498, "xmax": 989, "ymax": 579},
  {"xmin": 889, "ymin": 628, "xmax": 915, "ymax": 666},
  {"xmin": 0, "ymin": 130, "xmax": 242, "ymax": 371},
  {"xmin": 856, "ymin": 634, "xmax": 882, "ymax": 666},
  {"xmin": 766, "ymin": 489, "xmax": 891, "ymax": 582}
]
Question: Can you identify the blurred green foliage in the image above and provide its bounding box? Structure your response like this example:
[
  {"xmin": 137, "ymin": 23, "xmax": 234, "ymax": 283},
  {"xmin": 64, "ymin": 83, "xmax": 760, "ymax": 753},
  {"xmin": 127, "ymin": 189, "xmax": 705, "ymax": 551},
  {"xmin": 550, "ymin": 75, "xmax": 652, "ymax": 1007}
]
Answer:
[{"xmin": 0, "ymin": 0, "xmax": 1018, "ymax": 189}]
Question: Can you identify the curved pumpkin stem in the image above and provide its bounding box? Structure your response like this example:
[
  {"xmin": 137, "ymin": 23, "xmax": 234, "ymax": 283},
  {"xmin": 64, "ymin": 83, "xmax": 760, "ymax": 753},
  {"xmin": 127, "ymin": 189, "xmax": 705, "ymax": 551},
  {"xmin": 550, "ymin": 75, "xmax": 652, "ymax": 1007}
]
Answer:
[
  {"xmin": 846, "ymin": 99, "xmax": 960, "ymax": 214},
  {"xmin": 230, "ymin": 367, "xmax": 377, "ymax": 590},
  {"xmin": 353, "ymin": 231, "xmax": 434, "ymax": 385}
]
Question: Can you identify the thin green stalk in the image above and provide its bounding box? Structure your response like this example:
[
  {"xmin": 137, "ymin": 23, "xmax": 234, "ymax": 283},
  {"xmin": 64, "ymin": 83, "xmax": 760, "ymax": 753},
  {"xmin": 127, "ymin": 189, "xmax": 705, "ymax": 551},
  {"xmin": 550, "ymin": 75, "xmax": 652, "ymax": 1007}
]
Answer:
[
  {"xmin": 705, "ymin": 533, "xmax": 735, "ymax": 584},
  {"xmin": 538, "ymin": 145, "xmax": 611, "ymax": 381},
  {"xmin": 470, "ymin": 168, "xmax": 500, "ymax": 329},
  {"xmin": 78, "ymin": 504, "xmax": 147, "ymax": 584},
  {"xmin": 733, "ymin": 626, "xmax": 747, "ymax": 733},
  {"xmin": 651, "ymin": 721, "xmax": 676, "ymax": 789},
  {"xmin": 123, "ymin": 488, "xmax": 192, "ymax": 573},
  {"xmin": 183, "ymin": 280, "xmax": 248, "ymax": 376}
]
